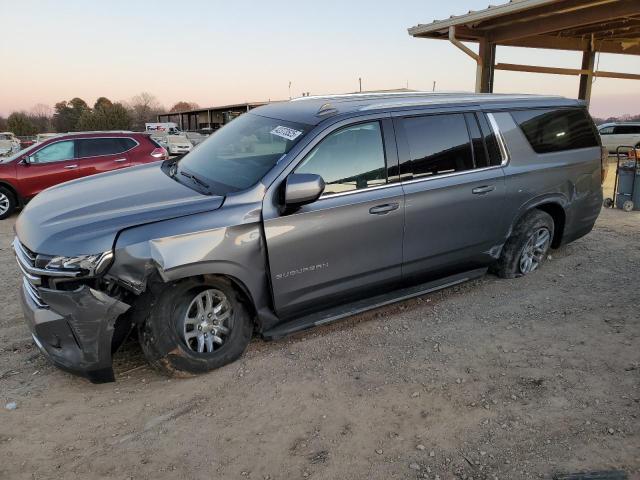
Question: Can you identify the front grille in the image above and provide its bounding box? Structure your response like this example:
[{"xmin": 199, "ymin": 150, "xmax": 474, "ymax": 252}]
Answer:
[{"xmin": 14, "ymin": 238, "xmax": 47, "ymax": 308}]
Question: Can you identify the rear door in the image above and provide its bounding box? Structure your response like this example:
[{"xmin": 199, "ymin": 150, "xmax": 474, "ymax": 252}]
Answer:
[
  {"xmin": 16, "ymin": 139, "xmax": 80, "ymax": 198},
  {"xmin": 263, "ymin": 118, "xmax": 404, "ymax": 318},
  {"xmin": 75, "ymin": 137, "xmax": 132, "ymax": 178},
  {"xmin": 395, "ymin": 111, "xmax": 507, "ymax": 281}
]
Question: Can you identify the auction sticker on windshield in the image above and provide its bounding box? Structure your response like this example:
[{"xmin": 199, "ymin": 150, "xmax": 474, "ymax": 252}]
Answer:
[{"xmin": 271, "ymin": 126, "xmax": 303, "ymax": 141}]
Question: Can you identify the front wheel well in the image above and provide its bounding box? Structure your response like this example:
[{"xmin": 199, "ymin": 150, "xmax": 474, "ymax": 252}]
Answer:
[
  {"xmin": 534, "ymin": 203, "xmax": 565, "ymax": 248},
  {"xmin": 0, "ymin": 181, "xmax": 20, "ymax": 203},
  {"xmin": 139, "ymin": 272, "xmax": 259, "ymax": 330}
]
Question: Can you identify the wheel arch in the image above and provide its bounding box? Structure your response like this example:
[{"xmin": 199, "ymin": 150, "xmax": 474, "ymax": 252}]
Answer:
[
  {"xmin": 157, "ymin": 262, "xmax": 270, "ymax": 330},
  {"xmin": 0, "ymin": 180, "xmax": 21, "ymax": 206},
  {"xmin": 508, "ymin": 195, "xmax": 568, "ymax": 249}
]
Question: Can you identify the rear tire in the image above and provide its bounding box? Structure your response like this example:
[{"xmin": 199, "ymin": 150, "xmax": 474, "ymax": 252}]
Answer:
[
  {"xmin": 137, "ymin": 276, "xmax": 253, "ymax": 377},
  {"xmin": 0, "ymin": 186, "xmax": 16, "ymax": 220},
  {"xmin": 492, "ymin": 210, "xmax": 554, "ymax": 279}
]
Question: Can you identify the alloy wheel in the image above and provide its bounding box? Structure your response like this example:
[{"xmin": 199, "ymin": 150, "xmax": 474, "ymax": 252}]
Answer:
[
  {"xmin": 519, "ymin": 227, "xmax": 551, "ymax": 274},
  {"xmin": 0, "ymin": 192, "xmax": 10, "ymax": 216},
  {"xmin": 182, "ymin": 289, "xmax": 233, "ymax": 353}
]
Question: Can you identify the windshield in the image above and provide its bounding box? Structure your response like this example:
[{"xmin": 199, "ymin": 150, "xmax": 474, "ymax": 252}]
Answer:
[{"xmin": 177, "ymin": 113, "xmax": 310, "ymax": 194}]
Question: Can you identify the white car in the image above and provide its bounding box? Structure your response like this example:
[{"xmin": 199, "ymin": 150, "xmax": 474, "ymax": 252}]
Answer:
[
  {"xmin": 184, "ymin": 132, "xmax": 207, "ymax": 147},
  {"xmin": 0, "ymin": 132, "xmax": 20, "ymax": 157},
  {"xmin": 35, "ymin": 133, "xmax": 60, "ymax": 144},
  {"xmin": 166, "ymin": 134, "xmax": 193, "ymax": 155},
  {"xmin": 598, "ymin": 122, "xmax": 640, "ymax": 153}
]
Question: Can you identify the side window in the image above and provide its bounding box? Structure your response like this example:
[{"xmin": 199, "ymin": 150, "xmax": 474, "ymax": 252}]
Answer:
[
  {"xmin": 77, "ymin": 138, "xmax": 127, "ymax": 158},
  {"xmin": 511, "ymin": 108, "xmax": 598, "ymax": 154},
  {"xmin": 295, "ymin": 122, "xmax": 387, "ymax": 196},
  {"xmin": 31, "ymin": 141, "xmax": 75, "ymax": 164},
  {"xmin": 599, "ymin": 126, "xmax": 614, "ymax": 135},
  {"xmin": 614, "ymin": 125, "xmax": 640, "ymax": 135},
  {"xmin": 120, "ymin": 138, "xmax": 138, "ymax": 150},
  {"xmin": 465, "ymin": 113, "xmax": 489, "ymax": 168},
  {"xmin": 476, "ymin": 113, "xmax": 503, "ymax": 166},
  {"xmin": 400, "ymin": 113, "xmax": 473, "ymax": 179}
]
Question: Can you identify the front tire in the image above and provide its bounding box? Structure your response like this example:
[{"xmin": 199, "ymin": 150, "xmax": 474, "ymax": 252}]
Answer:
[
  {"xmin": 0, "ymin": 186, "xmax": 16, "ymax": 220},
  {"xmin": 137, "ymin": 276, "xmax": 253, "ymax": 377},
  {"xmin": 492, "ymin": 210, "xmax": 554, "ymax": 279}
]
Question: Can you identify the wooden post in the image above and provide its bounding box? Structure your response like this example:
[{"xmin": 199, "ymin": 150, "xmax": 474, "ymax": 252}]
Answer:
[
  {"xmin": 477, "ymin": 39, "xmax": 496, "ymax": 93},
  {"xmin": 578, "ymin": 48, "xmax": 596, "ymax": 106}
]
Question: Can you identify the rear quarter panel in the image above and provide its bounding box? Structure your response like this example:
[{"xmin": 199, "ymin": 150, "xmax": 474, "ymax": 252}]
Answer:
[{"xmin": 494, "ymin": 111, "xmax": 602, "ymax": 244}]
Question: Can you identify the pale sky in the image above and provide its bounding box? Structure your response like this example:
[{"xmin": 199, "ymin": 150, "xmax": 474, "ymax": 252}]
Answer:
[{"xmin": 1, "ymin": 0, "xmax": 639, "ymax": 118}]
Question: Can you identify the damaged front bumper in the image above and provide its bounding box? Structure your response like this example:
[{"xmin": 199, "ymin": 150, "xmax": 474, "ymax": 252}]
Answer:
[
  {"xmin": 15, "ymin": 236, "xmax": 130, "ymax": 383},
  {"xmin": 20, "ymin": 283, "xmax": 129, "ymax": 383}
]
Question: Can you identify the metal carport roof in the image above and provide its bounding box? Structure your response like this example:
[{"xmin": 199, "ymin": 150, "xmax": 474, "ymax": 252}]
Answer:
[{"xmin": 408, "ymin": 0, "xmax": 640, "ymax": 103}]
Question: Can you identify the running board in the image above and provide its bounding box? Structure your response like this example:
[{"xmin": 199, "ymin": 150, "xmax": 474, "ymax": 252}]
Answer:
[{"xmin": 262, "ymin": 268, "xmax": 487, "ymax": 340}]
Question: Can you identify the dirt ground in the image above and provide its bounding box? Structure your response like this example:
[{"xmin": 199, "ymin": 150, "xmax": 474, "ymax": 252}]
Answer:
[{"xmin": 1, "ymin": 168, "xmax": 638, "ymax": 480}]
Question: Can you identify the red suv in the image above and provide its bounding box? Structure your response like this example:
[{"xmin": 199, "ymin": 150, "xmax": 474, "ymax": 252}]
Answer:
[{"xmin": 0, "ymin": 131, "xmax": 168, "ymax": 219}]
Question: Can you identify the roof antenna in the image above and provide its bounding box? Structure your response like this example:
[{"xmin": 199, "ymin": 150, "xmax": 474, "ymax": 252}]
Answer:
[
  {"xmin": 359, "ymin": 77, "xmax": 362, "ymax": 93},
  {"xmin": 432, "ymin": 81, "xmax": 437, "ymax": 92}
]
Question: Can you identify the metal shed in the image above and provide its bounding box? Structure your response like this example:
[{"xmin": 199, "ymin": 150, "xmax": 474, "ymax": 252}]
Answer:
[{"xmin": 408, "ymin": 0, "xmax": 640, "ymax": 104}]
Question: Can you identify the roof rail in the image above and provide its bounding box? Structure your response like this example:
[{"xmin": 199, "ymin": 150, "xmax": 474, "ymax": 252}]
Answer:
[
  {"xmin": 290, "ymin": 91, "xmax": 461, "ymax": 102},
  {"xmin": 358, "ymin": 94, "xmax": 564, "ymax": 111}
]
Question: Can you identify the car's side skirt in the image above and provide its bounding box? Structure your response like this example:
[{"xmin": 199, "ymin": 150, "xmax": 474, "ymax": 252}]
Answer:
[{"xmin": 262, "ymin": 267, "xmax": 487, "ymax": 340}]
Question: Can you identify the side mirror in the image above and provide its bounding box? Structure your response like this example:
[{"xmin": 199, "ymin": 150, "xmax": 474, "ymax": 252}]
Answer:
[
  {"xmin": 284, "ymin": 173, "xmax": 325, "ymax": 208},
  {"xmin": 21, "ymin": 156, "xmax": 32, "ymax": 165}
]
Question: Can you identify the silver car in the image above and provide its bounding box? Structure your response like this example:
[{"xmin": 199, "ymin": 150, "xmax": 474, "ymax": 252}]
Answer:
[{"xmin": 14, "ymin": 92, "xmax": 604, "ymax": 382}]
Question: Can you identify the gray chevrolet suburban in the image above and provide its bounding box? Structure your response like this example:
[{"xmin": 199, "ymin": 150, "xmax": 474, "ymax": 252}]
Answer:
[{"xmin": 14, "ymin": 92, "xmax": 605, "ymax": 383}]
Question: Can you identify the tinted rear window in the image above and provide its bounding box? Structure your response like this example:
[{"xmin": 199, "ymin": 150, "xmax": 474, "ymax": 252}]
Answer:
[
  {"xmin": 511, "ymin": 108, "xmax": 598, "ymax": 154},
  {"xmin": 77, "ymin": 138, "xmax": 133, "ymax": 157},
  {"xmin": 121, "ymin": 138, "xmax": 138, "ymax": 150},
  {"xmin": 614, "ymin": 125, "xmax": 640, "ymax": 135},
  {"xmin": 400, "ymin": 113, "xmax": 474, "ymax": 179}
]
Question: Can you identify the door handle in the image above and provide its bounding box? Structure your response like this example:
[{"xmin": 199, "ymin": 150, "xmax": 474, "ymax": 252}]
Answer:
[
  {"xmin": 114, "ymin": 158, "xmax": 127, "ymax": 163},
  {"xmin": 64, "ymin": 164, "xmax": 78, "ymax": 169},
  {"xmin": 472, "ymin": 185, "xmax": 495, "ymax": 195},
  {"xmin": 369, "ymin": 203, "xmax": 399, "ymax": 215}
]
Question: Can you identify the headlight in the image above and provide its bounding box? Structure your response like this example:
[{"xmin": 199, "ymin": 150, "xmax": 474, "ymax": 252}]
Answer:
[{"xmin": 47, "ymin": 251, "xmax": 114, "ymax": 276}]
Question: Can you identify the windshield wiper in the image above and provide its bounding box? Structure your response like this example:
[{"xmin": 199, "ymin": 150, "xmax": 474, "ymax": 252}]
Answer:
[{"xmin": 180, "ymin": 170, "xmax": 210, "ymax": 190}]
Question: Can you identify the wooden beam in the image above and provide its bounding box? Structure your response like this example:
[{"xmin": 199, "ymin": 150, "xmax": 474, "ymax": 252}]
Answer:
[
  {"xmin": 495, "ymin": 62, "xmax": 640, "ymax": 80},
  {"xmin": 496, "ymin": 63, "xmax": 587, "ymax": 76},
  {"xmin": 578, "ymin": 49, "xmax": 596, "ymax": 104},
  {"xmin": 595, "ymin": 70, "xmax": 640, "ymax": 80},
  {"xmin": 499, "ymin": 35, "xmax": 640, "ymax": 55},
  {"xmin": 488, "ymin": 0, "xmax": 640, "ymax": 43},
  {"xmin": 478, "ymin": 39, "xmax": 496, "ymax": 93}
]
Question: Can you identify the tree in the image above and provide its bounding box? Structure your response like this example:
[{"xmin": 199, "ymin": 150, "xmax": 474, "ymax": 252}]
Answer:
[
  {"xmin": 169, "ymin": 101, "xmax": 199, "ymax": 113},
  {"xmin": 29, "ymin": 104, "xmax": 53, "ymax": 133},
  {"xmin": 0, "ymin": 116, "xmax": 7, "ymax": 131},
  {"xmin": 94, "ymin": 97, "xmax": 113, "ymax": 111},
  {"xmin": 7, "ymin": 112, "xmax": 38, "ymax": 136},
  {"xmin": 126, "ymin": 92, "xmax": 165, "ymax": 131},
  {"xmin": 76, "ymin": 101, "xmax": 131, "ymax": 131},
  {"xmin": 53, "ymin": 97, "xmax": 89, "ymax": 132}
]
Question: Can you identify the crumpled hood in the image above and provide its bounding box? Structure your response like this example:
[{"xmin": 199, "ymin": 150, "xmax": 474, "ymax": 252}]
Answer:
[{"xmin": 16, "ymin": 162, "xmax": 224, "ymax": 256}]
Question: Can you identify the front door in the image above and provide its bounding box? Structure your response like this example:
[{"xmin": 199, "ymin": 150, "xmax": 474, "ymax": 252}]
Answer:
[
  {"xmin": 394, "ymin": 112, "xmax": 507, "ymax": 281},
  {"xmin": 16, "ymin": 140, "xmax": 80, "ymax": 198},
  {"xmin": 263, "ymin": 119, "xmax": 404, "ymax": 318}
]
